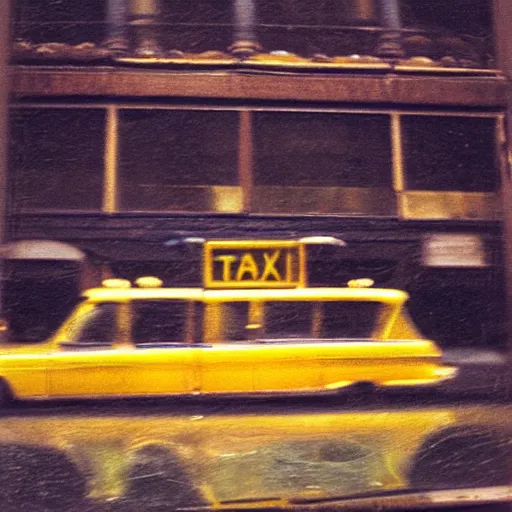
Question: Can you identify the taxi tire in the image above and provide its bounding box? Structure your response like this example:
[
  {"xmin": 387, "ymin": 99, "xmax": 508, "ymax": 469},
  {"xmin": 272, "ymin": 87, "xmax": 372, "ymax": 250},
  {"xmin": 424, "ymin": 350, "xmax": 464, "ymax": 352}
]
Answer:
[
  {"xmin": 0, "ymin": 379, "xmax": 13, "ymax": 407},
  {"xmin": 336, "ymin": 382, "xmax": 376, "ymax": 405}
]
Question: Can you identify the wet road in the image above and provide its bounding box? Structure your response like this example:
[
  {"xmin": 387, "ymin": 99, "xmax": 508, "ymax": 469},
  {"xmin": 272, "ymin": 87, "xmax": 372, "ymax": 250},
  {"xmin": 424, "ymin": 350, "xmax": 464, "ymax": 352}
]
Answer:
[{"xmin": 0, "ymin": 391, "xmax": 508, "ymax": 510}]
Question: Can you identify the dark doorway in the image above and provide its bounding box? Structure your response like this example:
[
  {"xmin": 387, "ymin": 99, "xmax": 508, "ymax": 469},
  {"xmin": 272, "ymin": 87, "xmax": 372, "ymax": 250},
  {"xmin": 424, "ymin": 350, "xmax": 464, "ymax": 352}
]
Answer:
[{"xmin": 4, "ymin": 261, "xmax": 80, "ymax": 342}]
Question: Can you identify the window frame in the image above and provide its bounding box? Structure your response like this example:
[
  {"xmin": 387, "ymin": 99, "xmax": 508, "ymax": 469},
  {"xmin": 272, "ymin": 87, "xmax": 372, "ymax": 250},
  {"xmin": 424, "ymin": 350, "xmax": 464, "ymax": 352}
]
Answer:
[
  {"xmin": 9, "ymin": 103, "xmax": 503, "ymax": 220},
  {"xmin": 205, "ymin": 298, "xmax": 395, "ymax": 343}
]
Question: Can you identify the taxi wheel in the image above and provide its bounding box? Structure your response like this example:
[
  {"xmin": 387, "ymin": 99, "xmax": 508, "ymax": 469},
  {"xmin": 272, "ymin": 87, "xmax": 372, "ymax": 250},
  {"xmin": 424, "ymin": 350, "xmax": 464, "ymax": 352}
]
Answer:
[
  {"xmin": 337, "ymin": 382, "xmax": 377, "ymax": 405},
  {"xmin": 0, "ymin": 379, "xmax": 13, "ymax": 407}
]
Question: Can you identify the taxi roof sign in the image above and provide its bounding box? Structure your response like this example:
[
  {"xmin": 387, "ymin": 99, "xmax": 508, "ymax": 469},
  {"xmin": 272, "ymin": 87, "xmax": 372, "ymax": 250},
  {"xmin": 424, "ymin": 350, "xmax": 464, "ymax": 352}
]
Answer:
[{"xmin": 204, "ymin": 240, "xmax": 306, "ymax": 289}]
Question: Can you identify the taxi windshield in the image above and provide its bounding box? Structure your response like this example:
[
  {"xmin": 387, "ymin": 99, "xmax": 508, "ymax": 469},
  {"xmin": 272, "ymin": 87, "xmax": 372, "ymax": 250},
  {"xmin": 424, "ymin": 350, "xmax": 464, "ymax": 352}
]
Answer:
[{"xmin": 221, "ymin": 300, "xmax": 383, "ymax": 341}]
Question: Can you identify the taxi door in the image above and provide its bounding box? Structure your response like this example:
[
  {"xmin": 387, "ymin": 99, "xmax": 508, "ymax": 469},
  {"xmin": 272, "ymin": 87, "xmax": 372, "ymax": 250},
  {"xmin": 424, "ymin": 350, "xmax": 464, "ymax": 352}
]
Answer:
[
  {"xmin": 315, "ymin": 301, "xmax": 424, "ymax": 388},
  {"xmin": 0, "ymin": 349, "xmax": 50, "ymax": 399},
  {"xmin": 49, "ymin": 301, "xmax": 195, "ymax": 398},
  {"xmin": 111, "ymin": 300, "xmax": 196, "ymax": 396},
  {"xmin": 198, "ymin": 302, "xmax": 257, "ymax": 393},
  {"xmin": 267, "ymin": 300, "xmax": 448, "ymax": 390},
  {"xmin": 250, "ymin": 301, "xmax": 323, "ymax": 392},
  {"xmin": 49, "ymin": 302, "xmax": 133, "ymax": 397},
  {"xmin": 198, "ymin": 301, "xmax": 322, "ymax": 394}
]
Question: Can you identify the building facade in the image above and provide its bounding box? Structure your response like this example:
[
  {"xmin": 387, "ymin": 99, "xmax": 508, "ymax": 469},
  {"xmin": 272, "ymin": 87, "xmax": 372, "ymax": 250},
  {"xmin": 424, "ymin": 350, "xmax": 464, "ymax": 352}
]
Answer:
[{"xmin": 5, "ymin": 0, "xmax": 509, "ymax": 355}]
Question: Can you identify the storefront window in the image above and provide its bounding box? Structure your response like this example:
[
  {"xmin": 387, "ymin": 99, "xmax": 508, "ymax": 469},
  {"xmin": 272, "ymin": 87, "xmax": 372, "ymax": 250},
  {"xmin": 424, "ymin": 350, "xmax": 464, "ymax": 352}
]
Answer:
[
  {"xmin": 252, "ymin": 111, "xmax": 394, "ymax": 214},
  {"xmin": 9, "ymin": 108, "xmax": 105, "ymax": 210},
  {"xmin": 402, "ymin": 116, "xmax": 498, "ymax": 192},
  {"xmin": 118, "ymin": 109, "xmax": 240, "ymax": 213}
]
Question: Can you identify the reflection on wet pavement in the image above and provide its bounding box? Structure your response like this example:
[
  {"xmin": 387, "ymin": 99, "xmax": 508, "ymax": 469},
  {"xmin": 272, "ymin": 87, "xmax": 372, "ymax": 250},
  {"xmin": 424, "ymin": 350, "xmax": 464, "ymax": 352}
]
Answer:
[{"xmin": 0, "ymin": 398, "xmax": 508, "ymax": 511}]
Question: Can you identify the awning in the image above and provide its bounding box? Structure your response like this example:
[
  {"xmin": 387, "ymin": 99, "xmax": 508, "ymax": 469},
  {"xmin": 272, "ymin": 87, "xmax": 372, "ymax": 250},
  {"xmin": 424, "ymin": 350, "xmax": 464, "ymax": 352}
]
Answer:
[{"xmin": 0, "ymin": 240, "xmax": 86, "ymax": 261}]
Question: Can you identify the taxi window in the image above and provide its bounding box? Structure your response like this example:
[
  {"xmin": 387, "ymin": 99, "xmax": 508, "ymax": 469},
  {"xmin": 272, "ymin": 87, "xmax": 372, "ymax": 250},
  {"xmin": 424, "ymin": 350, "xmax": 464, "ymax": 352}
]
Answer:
[
  {"xmin": 219, "ymin": 300, "xmax": 385, "ymax": 341},
  {"xmin": 264, "ymin": 301, "xmax": 313, "ymax": 338},
  {"xmin": 131, "ymin": 300, "xmax": 188, "ymax": 345},
  {"xmin": 321, "ymin": 301, "xmax": 381, "ymax": 338},
  {"xmin": 264, "ymin": 301, "xmax": 382, "ymax": 340},
  {"xmin": 69, "ymin": 302, "xmax": 118, "ymax": 345},
  {"xmin": 222, "ymin": 302, "xmax": 250, "ymax": 341}
]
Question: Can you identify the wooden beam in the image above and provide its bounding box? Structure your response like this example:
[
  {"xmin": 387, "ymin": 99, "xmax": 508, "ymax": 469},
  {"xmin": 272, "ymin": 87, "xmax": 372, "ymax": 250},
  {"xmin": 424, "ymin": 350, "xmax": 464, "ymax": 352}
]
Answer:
[{"xmin": 11, "ymin": 68, "xmax": 507, "ymax": 107}]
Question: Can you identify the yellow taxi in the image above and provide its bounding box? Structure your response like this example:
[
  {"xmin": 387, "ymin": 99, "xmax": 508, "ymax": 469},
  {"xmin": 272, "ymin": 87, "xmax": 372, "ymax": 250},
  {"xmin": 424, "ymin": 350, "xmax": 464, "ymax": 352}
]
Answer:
[{"xmin": 0, "ymin": 240, "xmax": 456, "ymax": 403}]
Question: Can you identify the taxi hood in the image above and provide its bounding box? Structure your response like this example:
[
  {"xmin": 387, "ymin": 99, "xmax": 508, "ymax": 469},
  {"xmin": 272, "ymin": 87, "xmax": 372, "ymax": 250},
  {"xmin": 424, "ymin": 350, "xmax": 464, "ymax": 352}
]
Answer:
[{"xmin": 0, "ymin": 341, "xmax": 53, "ymax": 355}]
